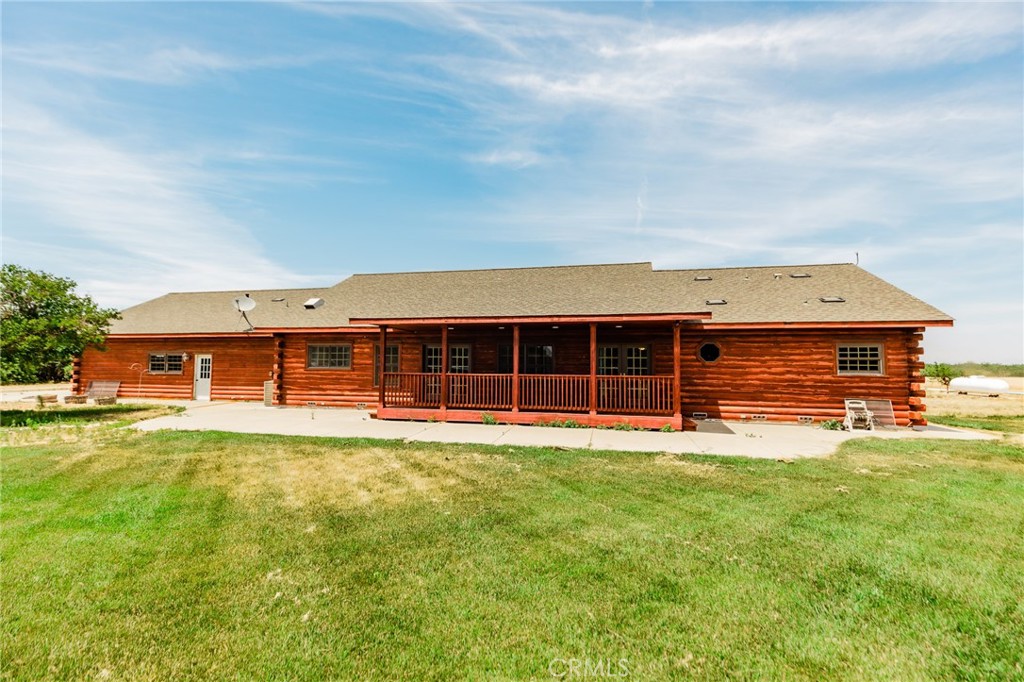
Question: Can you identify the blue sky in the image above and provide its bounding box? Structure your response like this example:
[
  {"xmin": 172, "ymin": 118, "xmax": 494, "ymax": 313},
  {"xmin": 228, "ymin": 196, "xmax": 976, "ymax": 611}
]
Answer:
[{"xmin": 3, "ymin": 2, "xmax": 1022, "ymax": 362}]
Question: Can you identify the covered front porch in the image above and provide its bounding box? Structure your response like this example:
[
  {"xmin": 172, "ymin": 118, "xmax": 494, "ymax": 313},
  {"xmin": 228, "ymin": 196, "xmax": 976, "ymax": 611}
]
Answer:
[{"xmin": 358, "ymin": 312, "xmax": 711, "ymax": 430}]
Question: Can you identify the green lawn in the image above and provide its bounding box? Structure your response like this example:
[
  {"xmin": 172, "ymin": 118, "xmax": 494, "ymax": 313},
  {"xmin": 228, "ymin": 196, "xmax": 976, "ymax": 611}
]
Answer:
[
  {"xmin": 928, "ymin": 414, "xmax": 1024, "ymax": 434},
  {"xmin": 2, "ymin": 425, "xmax": 1022, "ymax": 680},
  {"xmin": 0, "ymin": 404, "xmax": 180, "ymax": 428}
]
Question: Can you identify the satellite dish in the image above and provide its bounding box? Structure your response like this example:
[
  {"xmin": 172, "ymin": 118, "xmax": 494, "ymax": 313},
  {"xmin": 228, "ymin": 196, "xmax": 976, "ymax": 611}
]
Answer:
[{"xmin": 233, "ymin": 294, "xmax": 256, "ymax": 312}]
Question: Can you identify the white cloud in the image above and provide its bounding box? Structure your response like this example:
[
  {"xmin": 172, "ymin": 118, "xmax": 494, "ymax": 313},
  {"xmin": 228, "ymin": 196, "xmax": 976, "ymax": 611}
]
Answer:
[
  {"xmin": 465, "ymin": 148, "xmax": 545, "ymax": 168},
  {"xmin": 4, "ymin": 43, "xmax": 334, "ymax": 85},
  {"xmin": 1, "ymin": 100, "xmax": 316, "ymax": 308}
]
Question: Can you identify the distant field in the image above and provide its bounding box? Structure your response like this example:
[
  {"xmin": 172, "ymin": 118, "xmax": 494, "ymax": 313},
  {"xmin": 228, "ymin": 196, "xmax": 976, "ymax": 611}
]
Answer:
[
  {"xmin": 949, "ymin": 363, "xmax": 1024, "ymax": 378},
  {"xmin": 925, "ymin": 377, "xmax": 1024, "ymax": 420},
  {"xmin": 2, "ymin": 419, "xmax": 1022, "ymax": 680}
]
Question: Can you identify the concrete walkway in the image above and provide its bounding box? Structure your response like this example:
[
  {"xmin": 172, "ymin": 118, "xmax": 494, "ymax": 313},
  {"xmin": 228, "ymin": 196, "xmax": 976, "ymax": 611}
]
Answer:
[{"xmin": 132, "ymin": 402, "xmax": 997, "ymax": 459}]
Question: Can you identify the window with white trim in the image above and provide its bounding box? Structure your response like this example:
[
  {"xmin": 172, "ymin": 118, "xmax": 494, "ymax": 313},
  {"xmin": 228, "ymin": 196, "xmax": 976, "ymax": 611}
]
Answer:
[
  {"xmin": 837, "ymin": 344, "xmax": 883, "ymax": 375},
  {"xmin": 449, "ymin": 346, "xmax": 471, "ymax": 374},
  {"xmin": 307, "ymin": 344, "xmax": 351, "ymax": 369},
  {"xmin": 423, "ymin": 345, "xmax": 471, "ymax": 373},
  {"xmin": 598, "ymin": 345, "xmax": 651, "ymax": 376},
  {"xmin": 149, "ymin": 352, "xmax": 184, "ymax": 374}
]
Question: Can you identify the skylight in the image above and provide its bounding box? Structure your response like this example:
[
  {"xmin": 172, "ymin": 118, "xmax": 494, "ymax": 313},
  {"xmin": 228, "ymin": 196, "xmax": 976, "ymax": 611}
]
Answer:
[
  {"xmin": 789, "ymin": 273, "xmax": 811, "ymax": 278},
  {"xmin": 693, "ymin": 276, "xmax": 713, "ymax": 281},
  {"xmin": 705, "ymin": 299, "xmax": 728, "ymax": 305},
  {"xmin": 819, "ymin": 296, "xmax": 845, "ymax": 303}
]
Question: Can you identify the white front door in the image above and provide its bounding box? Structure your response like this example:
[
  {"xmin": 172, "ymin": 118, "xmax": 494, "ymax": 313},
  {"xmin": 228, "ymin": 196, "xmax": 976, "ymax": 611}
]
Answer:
[{"xmin": 194, "ymin": 354, "xmax": 212, "ymax": 400}]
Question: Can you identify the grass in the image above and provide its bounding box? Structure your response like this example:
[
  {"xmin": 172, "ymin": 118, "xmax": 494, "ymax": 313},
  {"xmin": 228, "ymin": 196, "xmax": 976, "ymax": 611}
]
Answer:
[
  {"xmin": 928, "ymin": 414, "xmax": 1024, "ymax": 434},
  {"xmin": 2, "ymin": 419, "xmax": 1022, "ymax": 681},
  {"xmin": 0, "ymin": 404, "xmax": 181, "ymax": 429}
]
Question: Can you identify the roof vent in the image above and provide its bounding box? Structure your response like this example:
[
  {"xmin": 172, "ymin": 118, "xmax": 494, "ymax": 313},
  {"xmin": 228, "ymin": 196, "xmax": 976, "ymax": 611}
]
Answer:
[
  {"xmin": 819, "ymin": 296, "xmax": 845, "ymax": 303},
  {"xmin": 303, "ymin": 297, "xmax": 325, "ymax": 309},
  {"xmin": 693, "ymin": 275, "xmax": 713, "ymax": 281},
  {"xmin": 705, "ymin": 299, "xmax": 728, "ymax": 306},
  {"xmin": 789, "ymin": 273, "xmax": 811, "ymax": 279}
]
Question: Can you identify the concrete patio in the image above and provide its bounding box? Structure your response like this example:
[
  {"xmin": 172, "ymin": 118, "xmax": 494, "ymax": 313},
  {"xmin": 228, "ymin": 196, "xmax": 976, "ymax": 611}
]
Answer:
[{"xmin": 130, "ymin": 401, "xmax": 996, "ymax": 459}]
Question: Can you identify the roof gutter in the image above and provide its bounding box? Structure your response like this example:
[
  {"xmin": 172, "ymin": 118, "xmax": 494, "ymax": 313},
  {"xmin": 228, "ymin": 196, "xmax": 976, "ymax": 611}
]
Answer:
[
  {"xmin": 696, "ymin": 319, "xmax": 954, "ymax": 330},
  {"xmin": 350, "ymin": 312, "xmax": 712, "ymax": 326}
]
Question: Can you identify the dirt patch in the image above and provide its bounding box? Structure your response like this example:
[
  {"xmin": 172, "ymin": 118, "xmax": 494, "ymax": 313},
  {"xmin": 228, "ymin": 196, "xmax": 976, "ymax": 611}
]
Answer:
[
  {"xmin": 653, "ymin": 453, "xmax": 722, "ymax": 477},
  {"xmin": 207, "ymin": 445, "xmax": 497, "ymax": 509}
]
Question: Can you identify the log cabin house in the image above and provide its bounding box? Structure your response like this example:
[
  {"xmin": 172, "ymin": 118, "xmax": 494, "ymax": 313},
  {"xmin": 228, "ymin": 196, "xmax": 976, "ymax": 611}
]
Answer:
[{"xmin": 74, "ymin": 262, "xmax": 952, "ymax": 430}]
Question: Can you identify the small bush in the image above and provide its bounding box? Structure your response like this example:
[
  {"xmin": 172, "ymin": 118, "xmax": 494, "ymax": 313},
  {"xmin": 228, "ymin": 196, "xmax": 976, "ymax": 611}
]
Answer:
[
  {"xmin": 820, "ymin": 419, "xmax": 844, "ymax": 431},
  {"xmin": 612, "ymin": 422, "xmax": 636, "ymax": 431},
  {"xmin": 659, "ymin": 424, "xmax": 674, "ymax": 433},
  {"xmin": 481, "ymin": 413, "xmax": 498, "ymax": 426}
]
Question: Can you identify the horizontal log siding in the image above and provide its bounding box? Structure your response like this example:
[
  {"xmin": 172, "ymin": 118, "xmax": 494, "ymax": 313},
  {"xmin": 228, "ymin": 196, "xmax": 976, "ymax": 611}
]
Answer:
[
  {"xmin": 79, "ymin": 337, "xmax": 274, "ymax": 400},
  {"xmin": 281, "ymin": 332, "xmax": 380, "ymax": 407},
  {"xmin": 679, "ymin": 328, "xmax": 918, "ymax": 426},
  {"xmin": 82, "ymin": 325, "xmax": 925, "ymax": 425}
]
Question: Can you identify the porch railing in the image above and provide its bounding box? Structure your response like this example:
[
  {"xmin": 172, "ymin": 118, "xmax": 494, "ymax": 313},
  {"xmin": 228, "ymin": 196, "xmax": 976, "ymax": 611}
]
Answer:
[
  {"xmin": 383, "ymin": 373, "xmax": 675, "ymax": 415},
  {"xmin": 448, "ymin": 373, "xmax": 513, "ymax": 410},
  {"xmin": 597, "ymin": 375, "xmax": 674, "ymax": 415},
  {"xmin": 519, "ymin": 374, "xmax": 590, "ymax": 412},
  {"xmin": 383, "ymin": 372, "xmax": 441, "ymax": 408}
]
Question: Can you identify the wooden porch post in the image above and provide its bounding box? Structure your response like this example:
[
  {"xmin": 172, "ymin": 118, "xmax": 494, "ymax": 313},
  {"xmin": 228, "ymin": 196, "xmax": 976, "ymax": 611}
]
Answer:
[
  {"xmin": 440, "ymin": 325, "xmax": 448, "ymax": 416},
  {"xmin": 673, "ymin": 322, "xmax": 682, "ymax": 420},
  {"xmin": 589, "ymin": 323, "xmax": 598, "ymax": 416},
  {"xmin": 378, "ymin": 327, "xmax": 387, "ymax": 410},
  {"xmin": 511, "ymin": 324, "xmax": 520, "ymax": 413}
]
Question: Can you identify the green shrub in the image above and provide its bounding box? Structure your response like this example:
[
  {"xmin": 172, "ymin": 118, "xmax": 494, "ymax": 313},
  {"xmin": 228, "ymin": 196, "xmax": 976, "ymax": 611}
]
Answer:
[
  {"xmin": 820, "ymin": 419, "xmax": 844, "ymax": 431},
  {"xmin": 481, "ymin": 413, "xmax": 498, "ymax": 426},
  {"xmin": 659, "ymin": 424, "xmax": 674, "ymax": 433}
]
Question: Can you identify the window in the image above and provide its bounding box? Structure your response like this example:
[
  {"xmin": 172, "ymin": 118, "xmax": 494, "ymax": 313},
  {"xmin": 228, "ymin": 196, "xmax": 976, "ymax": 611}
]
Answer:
[
  {"xmin": 497, "ymin": 344, "xmax": 513, "ymax": 373},
  {"xmin": 698, "ymin": 342, "xmax": 721, "ymax": 363},
  {"xmin": 624, "ymin": 346, "xmax": 650, "ymax": 375},
  {"xmin": 837, "ymin": 344, "xmax": 883, "ymax": 375},
  {"xmin": 374, "ymin": 344, "xmax": 400, "ymax": 386},
  {"xmin": 497, "ymin": 344, "xmax": 555, "ymax": 374},
  {"xmin": 307, "ymin": 344, "xmax": 351, "ymax": 369},
  {"xmin": 423, "ymin": 345, "xmax": 471, "ymax": 373},
  {"xmin": 423, "ymin": 345, "xmax": 443, "ymax": 373},
  {"xmin": 449, "ymin": 346, "xmax": 471, "ymax": 374},
  {"xmin": 598, "ymin": 345, "xmax": 651, "ymax": 376},
  {"xmin": 523, "ymin": 345, "xmax": 554, "ymax": 374},
  {"xmin": 597, "ymin": 346, "xmax": 620, "ymax": 375},
  {"xmin": 149, "ymin": 353, "xmax": 184, "ymax": 374}
]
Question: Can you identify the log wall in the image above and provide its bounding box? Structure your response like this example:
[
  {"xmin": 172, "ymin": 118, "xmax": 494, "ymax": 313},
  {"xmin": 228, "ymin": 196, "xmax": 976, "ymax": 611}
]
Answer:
[
  {"xmin": 78, "ymin": 337, "xmax": 275, "ymax": 400},
  {"xmin": 678, "ymin": 328, "xmax": 924, "ymax": 426},
  {"xmin": 79, "ymin": 325, "xmax": 927, "ymax": 425}
]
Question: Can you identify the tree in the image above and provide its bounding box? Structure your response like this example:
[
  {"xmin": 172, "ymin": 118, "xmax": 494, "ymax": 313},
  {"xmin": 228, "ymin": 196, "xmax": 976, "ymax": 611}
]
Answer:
[
  {"xmin": 0, "ymin": 265, "xmax": 120, "ymax": 384},
  {"xmin": 924, "ymin": 362, "xmax": 961, "ymax": 393}
]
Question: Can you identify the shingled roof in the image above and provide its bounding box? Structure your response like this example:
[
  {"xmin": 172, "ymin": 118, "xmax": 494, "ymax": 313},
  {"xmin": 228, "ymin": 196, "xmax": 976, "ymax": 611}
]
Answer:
[{"xmin": 109, "ymin": 262, "xmax": 952, "ymax": 334}]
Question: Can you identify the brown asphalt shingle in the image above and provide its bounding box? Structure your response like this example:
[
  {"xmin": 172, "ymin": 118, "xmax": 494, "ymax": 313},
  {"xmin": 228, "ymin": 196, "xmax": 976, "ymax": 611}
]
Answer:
[{"xmin": 109, "ymin": 262, "xmax": 952, "ymax": 334}]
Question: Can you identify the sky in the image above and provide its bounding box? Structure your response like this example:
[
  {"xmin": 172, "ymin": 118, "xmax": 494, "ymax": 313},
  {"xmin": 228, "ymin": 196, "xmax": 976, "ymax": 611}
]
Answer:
[{"xmin": 2, "ymin": 2, "xmax": 1022, "ymax": 363}]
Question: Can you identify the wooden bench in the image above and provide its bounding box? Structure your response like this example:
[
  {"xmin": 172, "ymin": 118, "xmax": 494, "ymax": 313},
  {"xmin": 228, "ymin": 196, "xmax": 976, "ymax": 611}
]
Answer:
[{"xmin": 87, "ymin": 381, "xmax": 121, "ymax": 405}]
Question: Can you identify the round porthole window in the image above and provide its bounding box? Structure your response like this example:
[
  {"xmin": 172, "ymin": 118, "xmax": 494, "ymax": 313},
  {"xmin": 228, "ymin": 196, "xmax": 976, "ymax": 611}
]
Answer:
[{"xmin": 698, "ymin": 342, "xmax": 721, "ymax": 363}]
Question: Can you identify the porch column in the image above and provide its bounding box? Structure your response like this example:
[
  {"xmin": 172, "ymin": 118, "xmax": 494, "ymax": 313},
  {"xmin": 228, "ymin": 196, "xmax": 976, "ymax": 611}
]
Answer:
[
  {"xmin": 511, "ymin": 324, "xmax": 520, "ymax": 413},
  {"xmin": 673, "ymin": 322, "xmax": 682, "ymax": 419},
  {"xmin": 589, "ymin": 323, "xmax": 598, "ymax": 416},
  {"xmin": 378, "ymin": 327, "xmax": 387, "ymax": 409},
  {"xmin": 440, "ymin": 325, "xmax": 448, "ymax": 415}
]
